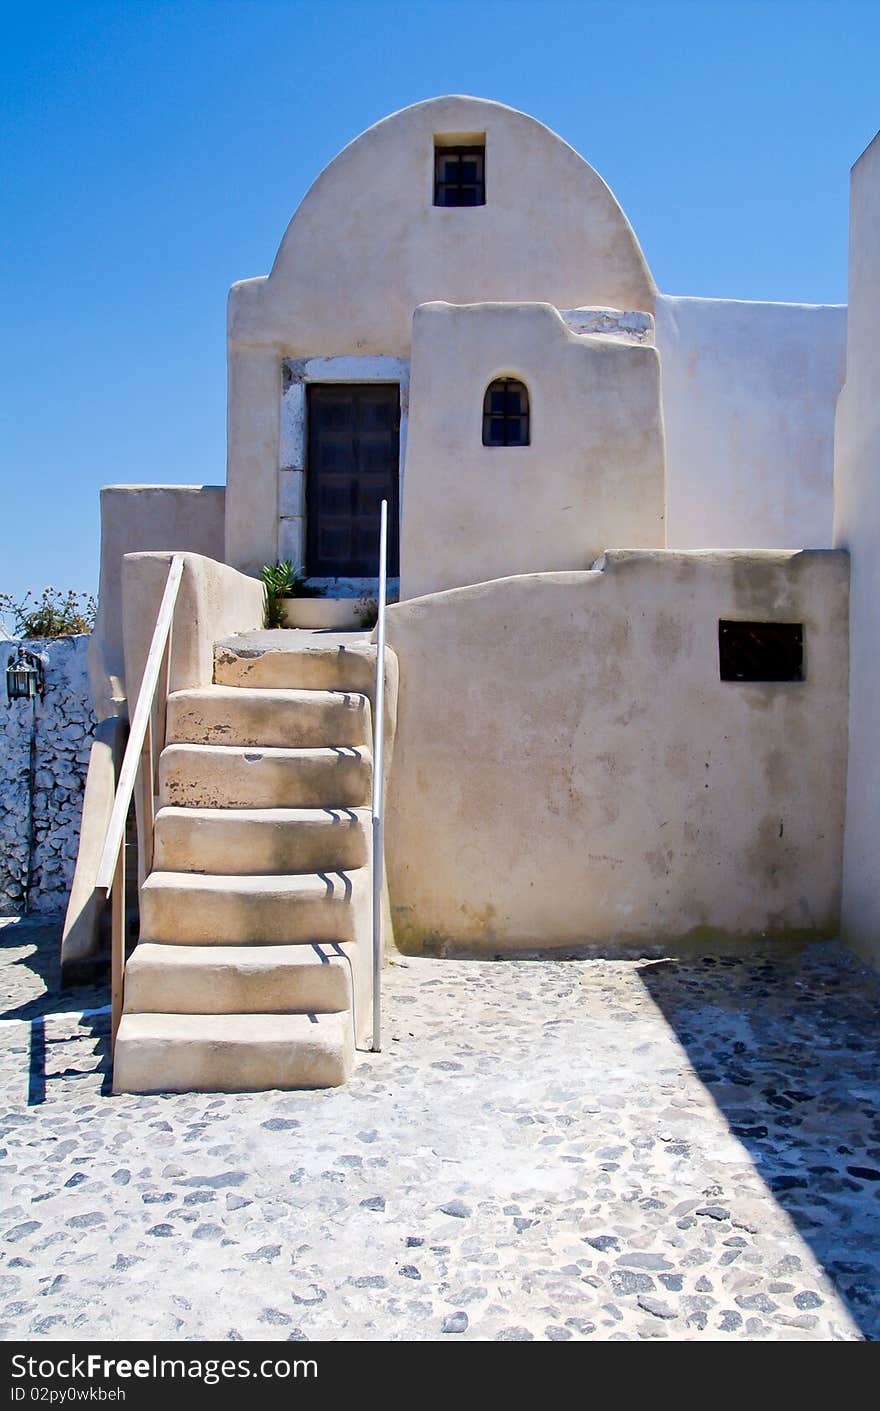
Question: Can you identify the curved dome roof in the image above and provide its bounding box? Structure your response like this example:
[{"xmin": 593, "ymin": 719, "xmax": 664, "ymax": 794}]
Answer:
[{"xmin": 237, "ymin": 96, "xmax": 655, "ymax": 356}]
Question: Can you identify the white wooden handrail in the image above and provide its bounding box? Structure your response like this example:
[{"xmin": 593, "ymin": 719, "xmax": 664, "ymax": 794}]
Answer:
[
  {"xmin": 371, "ymin": 501, "xmax": 388, "ymax": 1053},
  {"xmin": 96, "ymin": 553, "xmax": 184, "ymax": 1051}
]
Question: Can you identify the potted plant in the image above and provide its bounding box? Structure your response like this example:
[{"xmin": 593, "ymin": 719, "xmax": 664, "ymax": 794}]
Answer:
[{"xmin": 260, "ymin": 562, "xmax": 365, "ymax": 630}]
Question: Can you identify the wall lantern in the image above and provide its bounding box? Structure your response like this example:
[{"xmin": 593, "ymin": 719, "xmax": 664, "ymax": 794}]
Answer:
[{"xmin": 6, "ymin": 647, "xmax": 44, "ymax": 703}]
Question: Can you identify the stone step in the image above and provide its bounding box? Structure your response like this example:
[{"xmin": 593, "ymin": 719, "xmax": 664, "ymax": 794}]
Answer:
[
  {"xmin": 123, "ymin": 941, "xmax": 354, "ymax": 1014},
  {"xmin": 153, "ymin": 805, "xmax": 370, "ymax": 875},
  {"xmin": 113, "ymin": 1012, "xmax": 353, "ymax": 1093},
  {"xmin": 158, "ymin": 742, "xmax": 372, "ymax": 810},
  {"xmin": 166, "ymin": 685, "xmax": 370, "ymax": 749},
  {"xmin": 214, "ymin": 630, "xmax": 377, "ymax": 693},
  {"xmin": 140, "ymin": 868, "xmax": 366, "ymax": 945}
]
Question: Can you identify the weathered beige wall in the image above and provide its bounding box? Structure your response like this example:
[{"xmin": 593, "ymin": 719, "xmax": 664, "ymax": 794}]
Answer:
[
  {"xmin": 89, "ymin": 485, "xmax": 226, "ymax": 719},
  {"xmin": 401, "ymin": 302, "xmax": 665, "ymax": 598},
  {"xmin": 121, "ymin": 552, "xmax": 264, "ymax": 707},
  {"xmin": 60, "ymin": 715, "xmax": 126, "ymax": 978},
  {"xmin": 384, "ymin": 551, "xmax": 848, "ymax": 953},
  {"xmin": 833, "ymin": 130, "xmax": 880, "ymax": 969},
  {"xmin": 225, "ymin": 350, "xmax": 281, "ymax": 584},
  {"xmin": 226, "ymin": 95, "xmax": 655, "ymax": 574}
]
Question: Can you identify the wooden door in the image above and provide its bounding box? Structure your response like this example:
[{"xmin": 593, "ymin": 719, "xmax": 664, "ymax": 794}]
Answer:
[{"xmin": 306, "ymin": 384, "xmax": 400, "ymax": 577}]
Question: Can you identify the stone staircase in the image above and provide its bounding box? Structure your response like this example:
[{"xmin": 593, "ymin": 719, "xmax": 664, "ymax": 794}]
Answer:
[{"xmin": 113, "ymin": 631, "xmax": 389, "ymax": 1094}]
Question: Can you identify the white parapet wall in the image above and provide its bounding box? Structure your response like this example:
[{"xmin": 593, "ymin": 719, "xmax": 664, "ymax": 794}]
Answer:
[
  {"xmin": 0, "ymin": 635, "xmax": 95, "ymax": 916},
  {"xmin": 384, "ymin": 550, "xmax": 849, "ymax": 953},
  {"xmin": 657, "ymin": 295, "xmax": 846, "ymax": 552},
  {"xmin": 833, "ymin": 130, "xmax": 880, "ymax": 970},
  {"xmin": 400, "ymin": 301, "xmax": 666, "ymax": 599},
  {"xmin": 89, "ymin": 484, "xmax": 226, "ymax": 720}
]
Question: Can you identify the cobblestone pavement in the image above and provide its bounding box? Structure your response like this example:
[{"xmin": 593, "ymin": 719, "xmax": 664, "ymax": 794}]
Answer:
[{"xmin": 1, "ymin": 917, "xmax": 879, "ymax": 1341}]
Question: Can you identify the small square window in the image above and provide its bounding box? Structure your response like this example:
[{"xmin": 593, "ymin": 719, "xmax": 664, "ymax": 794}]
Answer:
[
  {"xmin": 435, "ymin": 144, "xmax": 485, "ymax": 206},
  {"xmin": 719, "ymin": 621, "xmax": 804, "ymax": 682}
]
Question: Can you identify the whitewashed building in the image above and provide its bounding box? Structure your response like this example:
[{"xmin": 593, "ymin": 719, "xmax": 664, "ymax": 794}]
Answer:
[{"xmin": 62, "ymin": 98, "xmax": 880, "ymax": 1091}]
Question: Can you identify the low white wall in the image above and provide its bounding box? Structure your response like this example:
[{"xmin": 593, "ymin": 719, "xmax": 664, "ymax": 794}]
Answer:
[
  {"xmin": 0, "ymin": 635, "xmax": 95, "ymax": 916},
  {"xmin": 833, "ymin": 131, "xmax": 880, "ymax": 969},
  {"xmin": 401, "ymin": 301, "xmax": 665, "ymax": 598},
  {"xmin": 657, "ymin": 296, "xmax": 846, "ymax": 551},
  {"xmin": 89, "ymin": 484, "xmax": 226, "ymax": 719},
  {"xmin": 384, "ymin": 551, "xmax": 848, "ymax": 953}
]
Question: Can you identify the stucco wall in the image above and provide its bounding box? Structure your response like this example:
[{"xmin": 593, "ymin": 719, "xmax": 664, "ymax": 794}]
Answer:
[
  {"xmin": 384, "ymin": 550, "xmax": 848, "ymax": 953},
  {"xmin": 89, "ymin": 484, "xmax": 226, "ymax": 719},
  {"xmin": 226, "ymin": 95, "xmax": 655, "ymax": 575},
  {"xmin": 658, "ymin": 296, "xmax": 846, "ymax": 551},
  {"xmin": 121, "ymin": 552, "xmax": 264, "ymax": 706},
  {"xmin": 401, "ymin": 301, "xmax": 665, "ymax": 598},
  {"xmin": 0, "ymin": 635, "xmax": 95, "ymax": 916},
  {"xmin": 833, "ymin": 131, "xmax": 880, "ymax": 968}
]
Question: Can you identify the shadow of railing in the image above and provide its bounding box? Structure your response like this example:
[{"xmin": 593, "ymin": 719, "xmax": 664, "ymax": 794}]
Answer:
[
  {"xmin": 638, "ymin": 946, "xmax": 880, "ymax": 1340},
  {"xmin": 1, "ymin": 918, "xmax": 112, "ymax": 1103}
]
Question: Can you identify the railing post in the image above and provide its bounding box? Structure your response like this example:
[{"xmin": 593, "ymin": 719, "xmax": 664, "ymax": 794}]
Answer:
[
  {"xmin": 96, "ymin": 553, "xmax": 185, "ymax": 1081},
  {"xmin": 110, "ymin": 845, "xmax": 125, "ymax": 1052},
  {"xmin": 371, "ymin": 500, "xmax": 388, "ymax": 1053}
]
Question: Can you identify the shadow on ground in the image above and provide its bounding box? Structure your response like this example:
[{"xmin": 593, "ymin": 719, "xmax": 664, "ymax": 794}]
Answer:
[
  {"xmin": 0, "ymin": 918, "xmax": 111, "ymax": 1102},
  {"xmin": 639, "ymin": 946, "xmax": 880, "ymax": 1340}
]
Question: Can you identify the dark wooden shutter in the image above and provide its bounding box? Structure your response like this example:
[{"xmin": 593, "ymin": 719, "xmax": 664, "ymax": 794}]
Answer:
[{"xmin": 307, "ymin": 385, "xmax": 400, "ymax": 576}]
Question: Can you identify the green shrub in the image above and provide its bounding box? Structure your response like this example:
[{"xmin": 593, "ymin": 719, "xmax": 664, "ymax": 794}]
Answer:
[
  {"xmin": 0, "ymin": 588, "xmax": 97, "ymax": 639},
  {"xmin": 260, "ymin": 561, "xmax": 324, "ymax": 629},
  {"xmin": 355, "ymin": 596, "xmax": 379, "ymax": 631}
]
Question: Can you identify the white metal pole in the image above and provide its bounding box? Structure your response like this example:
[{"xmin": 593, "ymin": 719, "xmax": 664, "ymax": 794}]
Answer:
[{"xmin": 371, "ymin": 500, "xmax": 388, "ymax": 1053}]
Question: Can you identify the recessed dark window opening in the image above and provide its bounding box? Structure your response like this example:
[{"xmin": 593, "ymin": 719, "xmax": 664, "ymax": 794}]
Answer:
[
  {"xmin": 719, "ymin": 620, "xmax": 804, "ymax": 682},
  {"xmin": 482, "ymin": 378, "xmax": 530, "ymax": 446},
  {"xmin": 306, "ymin": 384, "xmax": 400, "ymax": 577},
  {"xmin": 434, "ymin": 145, "xmax": 485, "ymax": 206}
]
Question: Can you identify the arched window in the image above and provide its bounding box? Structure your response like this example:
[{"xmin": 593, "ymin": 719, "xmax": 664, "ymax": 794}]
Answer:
[{"xmin": 482, "ymin": 378, "xmax": 530, "ymax": 446}]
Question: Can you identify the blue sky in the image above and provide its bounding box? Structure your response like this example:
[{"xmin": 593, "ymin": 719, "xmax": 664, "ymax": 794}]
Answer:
[{"xmin": 2, "ymin": 0, "xmax": 879, "ymax": 604}]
